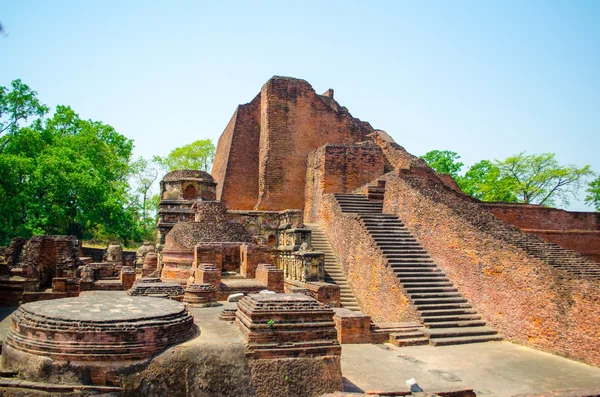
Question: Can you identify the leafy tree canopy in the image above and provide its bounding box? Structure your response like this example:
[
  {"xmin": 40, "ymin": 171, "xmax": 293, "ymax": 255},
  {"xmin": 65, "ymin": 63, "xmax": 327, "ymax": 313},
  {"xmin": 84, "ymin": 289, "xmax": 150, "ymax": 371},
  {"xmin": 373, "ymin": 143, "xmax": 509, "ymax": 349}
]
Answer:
[
  {"xmin": 421, "ymin": 150, "xmax": 594, "ymax": 208},
  {"xmin": 0, "ymin": 80, "xmax": 140, "ymax": 245},
  {"xmin": 153, "ymin": 139, "xmax": 215, "ymax": 172},
  {"xmin": 585, "ymin": 176, "xmax": 600, "ymax": 211},
  {"xmin": 420, "ymin": 150, "xmax": 464, "ymax": 178}
]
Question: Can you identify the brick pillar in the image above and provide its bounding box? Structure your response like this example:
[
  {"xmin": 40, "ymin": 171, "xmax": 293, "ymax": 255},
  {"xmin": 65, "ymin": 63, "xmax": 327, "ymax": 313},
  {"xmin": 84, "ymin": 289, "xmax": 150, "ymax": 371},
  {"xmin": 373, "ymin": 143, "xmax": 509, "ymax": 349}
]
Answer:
[
  {"xmin": 195, "ymin": 264, "xmax": 221, "ymax": 289},
  {"xmin": 120, "ymin": 266, "xmax": 136, "ymax": 290},
  {"xmin": 255, "ymin": 263, "xmax": 284, "ymax": 293}
]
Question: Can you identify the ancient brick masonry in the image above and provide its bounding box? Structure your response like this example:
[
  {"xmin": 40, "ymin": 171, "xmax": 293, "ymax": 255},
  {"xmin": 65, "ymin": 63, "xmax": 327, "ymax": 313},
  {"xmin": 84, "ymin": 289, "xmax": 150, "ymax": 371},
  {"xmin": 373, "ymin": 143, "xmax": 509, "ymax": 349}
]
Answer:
[
  {"xmin": 127, "ymin": 278, "xmax": 185, "ymax": 300},
  {"xmin": 212, "ymin": 76, "xmax": 374, "ymax": 211},
  {"xmin": 236, "ymin": 293, "xmax": 341, "ymax": 359},
  {"xmin": 380, "ymin": 172, "xmax": 600, "ymax": 366},
  {"xmin": 255, "ymin": 263, "xmax": 284, "ymax": 292},
  {"xmin": 183, "ymin": 283, "xmax": 218, "ymax": 306},
  {"xmin": 3, "ymin": 296, "xmax": 195, "ymax": 362}
]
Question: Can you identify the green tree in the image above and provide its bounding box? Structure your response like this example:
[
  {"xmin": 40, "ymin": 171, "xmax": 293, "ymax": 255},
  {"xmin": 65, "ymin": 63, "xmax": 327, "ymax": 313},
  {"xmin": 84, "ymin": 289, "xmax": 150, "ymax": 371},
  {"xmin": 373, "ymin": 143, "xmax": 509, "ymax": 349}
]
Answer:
[
  {"xmin": 497, "ymin": 152, "xmax": 593, "ymax": 207},
  {"xmin": 420, "ymin": 150, "xmax": 464, "ymax": 177},
  {"xmin": 0, "ymin": 79, "xmax": 49, "ymax": 153},
  {"xmin": 153, "ymin": 139, "xmax": 216, "ymax": 172},
  {"xmin": 129, "ymin": 157, "xmax": 159, "ymax": 237},
  {"xmin": 585, "ymin": 176, "xmax": 600, "ymax": 211},
  {"xmin": 0, "ymin": 80, "xmax": 139, "ymax": 245},
  {"xmin": 457, "ymin": 160, "xmax": 518, "ymax": 202}
]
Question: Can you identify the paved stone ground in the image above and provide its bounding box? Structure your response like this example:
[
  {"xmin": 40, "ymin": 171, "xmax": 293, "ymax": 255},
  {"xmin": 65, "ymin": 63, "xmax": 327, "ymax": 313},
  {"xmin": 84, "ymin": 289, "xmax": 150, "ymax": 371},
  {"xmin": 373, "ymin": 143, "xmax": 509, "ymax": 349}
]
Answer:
[
  {"xmin": 2, "ymin": 292, "xmax": 600, "ymax": 396},
  {"xmin": 341, "ymin": 342, "xmax": 600, "ymax": 397}
]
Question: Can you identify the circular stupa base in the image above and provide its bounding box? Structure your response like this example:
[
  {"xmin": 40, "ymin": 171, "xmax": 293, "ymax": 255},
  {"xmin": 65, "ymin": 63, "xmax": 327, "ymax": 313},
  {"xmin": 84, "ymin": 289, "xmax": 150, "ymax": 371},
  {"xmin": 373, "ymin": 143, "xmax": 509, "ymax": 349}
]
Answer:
[{"xmin": 4, "ymin": 296, "xmax": 196, "ymax": 362}]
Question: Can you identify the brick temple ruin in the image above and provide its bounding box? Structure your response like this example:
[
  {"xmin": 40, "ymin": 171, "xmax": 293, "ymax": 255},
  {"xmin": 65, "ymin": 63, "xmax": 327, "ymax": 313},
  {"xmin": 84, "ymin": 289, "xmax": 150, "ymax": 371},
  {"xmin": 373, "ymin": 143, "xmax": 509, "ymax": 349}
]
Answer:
[{"xmin": 0, "ymin": 75, "xmax": 599, "ymax": 396}]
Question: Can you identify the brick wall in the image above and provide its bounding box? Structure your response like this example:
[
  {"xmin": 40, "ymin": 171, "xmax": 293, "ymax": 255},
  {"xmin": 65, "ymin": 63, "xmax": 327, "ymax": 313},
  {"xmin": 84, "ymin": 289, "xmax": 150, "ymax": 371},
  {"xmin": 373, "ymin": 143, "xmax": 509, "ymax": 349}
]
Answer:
[
  {"xmin": 212, "ymin": 94, "xmax": 262, "ymax": 210},
  {"xmin": 318, "ymin": 195, "xmax": 418, "ymax": 322},
  {"xmin": 524, "ymin": 230, "xmax": 600, "ymax": 262},
  {"xmin": 212, "ymin": 76, "xmax": 373, "ymax": 212},
  {"xmin": 381, "ymin": 173, "xmax": 600, "ymax": 366},
  {"xmin": 305, "ymin": 143, "xmax": 384, "ymax": 223},
  {"xmin": 483, "ymin": 203, "xmax": 600, "ymax": 231}
]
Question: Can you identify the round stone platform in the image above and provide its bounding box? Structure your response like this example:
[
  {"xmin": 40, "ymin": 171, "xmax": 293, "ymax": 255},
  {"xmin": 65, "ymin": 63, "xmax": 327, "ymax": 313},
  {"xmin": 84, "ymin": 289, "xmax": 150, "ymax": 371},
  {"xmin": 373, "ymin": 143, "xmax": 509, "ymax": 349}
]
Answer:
[{"xmin": 5, "ymin": 295, "xmax": 196, "ymax": 361}]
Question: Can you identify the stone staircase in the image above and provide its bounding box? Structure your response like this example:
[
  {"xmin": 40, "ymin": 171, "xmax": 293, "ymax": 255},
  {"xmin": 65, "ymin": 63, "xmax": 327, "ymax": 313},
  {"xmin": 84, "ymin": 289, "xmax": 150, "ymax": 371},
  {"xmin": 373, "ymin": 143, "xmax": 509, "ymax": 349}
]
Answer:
[
  {"xmin": 333, "ymin": 193, "xmax": 502, "ymax": 346},
  {"xmin": 305, "ymin": 223, "xmax": 361, "ymax": 311},
  {"xmin": 496, "ymin": 231, "xmax": 600, "ymax": 279}
]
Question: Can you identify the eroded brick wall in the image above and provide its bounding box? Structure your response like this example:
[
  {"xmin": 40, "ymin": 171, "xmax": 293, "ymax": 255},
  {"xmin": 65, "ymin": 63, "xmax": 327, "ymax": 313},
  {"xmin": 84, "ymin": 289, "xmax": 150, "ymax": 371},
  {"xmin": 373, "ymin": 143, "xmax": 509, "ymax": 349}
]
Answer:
[
  {"xmin": 305, "ymin": 143, "xmax": 384, "ymax": 222},
  {"xmin": 381, "ymin": 173, "xmax": 600, "ymax": 366},
  {"xmin": 483, "ymin": 203, "xmax": 600, "ymax": 231},
  {"xmin": 318, "ymin": 195, "xmax": 418, "ymax": 322},
  {"xmin": 212, "ymin": 94, "xmax": 262, "ymax": 210},
  {"xmin": 212, "ymin": 76, "xmax": 373, "ymax": 212},
  {"xmin": 481, "ymin": 204, "xmax": 600, "ymax": 262}
]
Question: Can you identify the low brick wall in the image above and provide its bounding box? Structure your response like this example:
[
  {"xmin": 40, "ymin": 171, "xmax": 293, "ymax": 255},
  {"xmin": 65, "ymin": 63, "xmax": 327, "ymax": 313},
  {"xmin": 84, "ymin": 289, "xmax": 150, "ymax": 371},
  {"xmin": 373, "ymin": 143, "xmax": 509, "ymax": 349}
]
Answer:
[
  {"xmin": 523, "ymin": 229, "xmax": 600, "ymax": 263},
  {"xmin": 317, "ymin": 195, "xmax": 418, "ymax": 323},
  {"xmin": 382, "ymin": 173, "xmax": 600, "ymax": 366}
]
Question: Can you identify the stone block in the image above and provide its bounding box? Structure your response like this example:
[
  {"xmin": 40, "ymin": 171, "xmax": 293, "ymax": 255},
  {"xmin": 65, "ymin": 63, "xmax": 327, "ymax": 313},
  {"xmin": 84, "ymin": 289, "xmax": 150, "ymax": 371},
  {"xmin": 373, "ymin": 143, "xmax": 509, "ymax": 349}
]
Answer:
[
  {"xmin": 120, "ymin": 266, "xmax": 136, "ymax": 290},
  {"xmin": 255, "ymin": 264, "xmax": 284, "ymax": 293},
  {"xmin": 184, "ymin": 283, "xmax": 218, "ymax": 307},
  {"xmin": 195, "ymin": 263, "xmax": 221, "ymax": 289},
  {"xmin": 333, "ymin": 308, "xmax": 372, "ymax": 344}
]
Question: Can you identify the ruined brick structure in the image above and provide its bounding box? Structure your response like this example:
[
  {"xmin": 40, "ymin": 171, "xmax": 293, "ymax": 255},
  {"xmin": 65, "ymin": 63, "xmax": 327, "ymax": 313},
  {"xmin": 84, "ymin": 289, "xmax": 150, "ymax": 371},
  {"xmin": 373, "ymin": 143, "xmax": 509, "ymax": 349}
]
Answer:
[
  {"xmin": 211, "ymin": 76, "xmax": 600, "ymax": 366},
  {"xmin": 157, "ymin": 169, "xmax": 217, "ymax": 248},
  {"xmin": 212, "ymin": 76, "xmax": 373, "ymax": 211}
]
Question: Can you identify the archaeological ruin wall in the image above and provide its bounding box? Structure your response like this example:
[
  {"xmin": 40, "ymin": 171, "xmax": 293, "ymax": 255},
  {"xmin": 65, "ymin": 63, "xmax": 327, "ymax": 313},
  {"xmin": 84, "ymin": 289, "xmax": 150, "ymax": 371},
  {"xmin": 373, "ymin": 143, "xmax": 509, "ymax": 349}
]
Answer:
[
  {"xmin": 212, "ymin": 76, "xmax": 374, "ymax": 211},
  {"xmin": 378, "ymin": 171, "xmax": 600, "ymax": 366}
]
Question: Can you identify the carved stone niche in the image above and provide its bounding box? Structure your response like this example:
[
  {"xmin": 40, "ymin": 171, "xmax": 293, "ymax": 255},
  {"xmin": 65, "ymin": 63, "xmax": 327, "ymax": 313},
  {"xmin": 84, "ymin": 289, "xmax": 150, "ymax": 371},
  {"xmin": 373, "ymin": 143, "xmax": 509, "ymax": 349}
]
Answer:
[
  {"xmin": 278, "ymin": 250, "xmax": 325, "ymax": 283},
  {"xmin": 277, "ymin": 228, "xmax": 312, "ymax": 251}
]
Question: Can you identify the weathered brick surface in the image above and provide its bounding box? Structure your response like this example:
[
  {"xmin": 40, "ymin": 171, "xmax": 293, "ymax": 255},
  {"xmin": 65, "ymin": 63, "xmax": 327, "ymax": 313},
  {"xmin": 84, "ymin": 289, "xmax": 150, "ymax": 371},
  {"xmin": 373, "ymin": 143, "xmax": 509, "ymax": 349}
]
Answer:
[
  {"xmin": 255, "ymin": 263, "xmax": 284, "ymax": 292},
  {"xmin": 525, "ymin": 230, "xmax": 600, "ymax": 262},
  {"xmin": 305, "ymin": 143, "xmax": 384, "ymax": 223},
  {"xmin": 212, "ymin": 76, "xmax": 373, "ymax": 211},
  {"xmin": 482, "ymin": 203, "xmax": 600, "ymax": 231},
  {"xmin": 213, "ymin": 94, "xmax": 262, "ymax": 210},
  {"xmin": 240, "ymin": 244, "xmax": 273, "ymax": 278},
  {"xmin": 195, "ymin": 264, "xmax": 222, "ymax": 289},
  {"xmin": 481, "ymin": 203, "xmax": 600, "ymax": 262},
  {"xmin": 381, "ymin": 173, "xmax": 600, "ymax": 366},
  {"xmin": 3, "ymin": 296, "xmax": 195, "ymax": 362},
  {"xmin": 332, "ymin": 308, "xmax": 372, "ymax": 344},
  {"xmin": 317, "ymin": 196, "xmax": 418, "ymax": 323}
]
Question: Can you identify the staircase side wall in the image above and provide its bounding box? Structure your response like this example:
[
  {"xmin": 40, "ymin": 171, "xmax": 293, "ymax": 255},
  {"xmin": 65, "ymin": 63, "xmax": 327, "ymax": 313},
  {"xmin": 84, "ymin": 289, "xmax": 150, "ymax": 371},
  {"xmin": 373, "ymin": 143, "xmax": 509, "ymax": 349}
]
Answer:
[
  {"xmin": 381, "ymin": 173, "xmax": 600, "ymax": 366},
  {"xmin": 305, "ymin": 144, "xmax": 384, "ymax": 223},
  {"xmin": 318, "ymin": 195, "xmax": 418, "ymax": 323}
]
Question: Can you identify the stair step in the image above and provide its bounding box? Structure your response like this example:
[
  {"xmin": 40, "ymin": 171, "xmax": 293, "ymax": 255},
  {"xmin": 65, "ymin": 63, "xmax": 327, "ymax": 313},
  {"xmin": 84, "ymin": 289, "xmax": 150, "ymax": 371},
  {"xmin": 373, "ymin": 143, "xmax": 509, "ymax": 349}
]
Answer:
[
  {"xmin": 390, "ymin": 337, "xmax": 430, "ymax": 347},
  {"xmin": 426, "ymin": 320, "xmax": 487, "ymax": 328},
  {"xmin": 419, "ymin": 308, "xmax": 478, "ymax": 317},
  {"xmin": 424, "ymin": 326, "xmax": 497, "ymax": 338},
  {"xmin": 416, "ymin": 303, "xmax": 473, "ymax": 311},
  {"xmin": 430, "ymin": 334, "xmax": 503, "ymax": 346},
  {"xmin": 412, "ymin": 297, "xmax": 468, "ymax": 305},
  {"xmin": 422, "ymin": 314, "xmax": 482, "ymax": 323}
]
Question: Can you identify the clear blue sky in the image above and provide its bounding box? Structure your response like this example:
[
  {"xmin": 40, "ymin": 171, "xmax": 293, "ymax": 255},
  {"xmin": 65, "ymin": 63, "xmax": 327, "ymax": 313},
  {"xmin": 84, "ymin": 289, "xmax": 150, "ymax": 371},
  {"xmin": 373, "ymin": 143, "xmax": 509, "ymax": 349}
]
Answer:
[{"xmin": 2, "ymin": 1, "xmax": 599, "ymax": 210}]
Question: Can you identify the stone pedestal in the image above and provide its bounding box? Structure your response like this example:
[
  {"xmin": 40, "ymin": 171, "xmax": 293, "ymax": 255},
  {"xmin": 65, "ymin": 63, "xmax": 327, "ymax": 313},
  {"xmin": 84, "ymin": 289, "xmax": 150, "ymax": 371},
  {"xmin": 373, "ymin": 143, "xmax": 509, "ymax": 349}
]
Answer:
[
  {"xmin": 332, "ymin": 308, "xmax": 372, "ymax": 344},
  {"xmin": 184, "ymin": 283, "xmax": 218, "ymax": 307},
  {"xmin": 142, "ymin": 253, "xmax": 158, "ymax": 277},
  {"xmin": 236, "ymin": 293, "xmax": 340, "ymax": 359},
  {"xmin": 195, "ymin": 263, "xmax": 221, "ymax": 289},
  {"xmin": 255, "ymin": 264, "xmax": 284, "ymax": 293},
  {"xmin": 286, "ymin": 280, "xmax": 340, "ymax": 307},
  {"xmin": 120, "ymin": 266, "xmax": 136, "ymax": 290}
]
